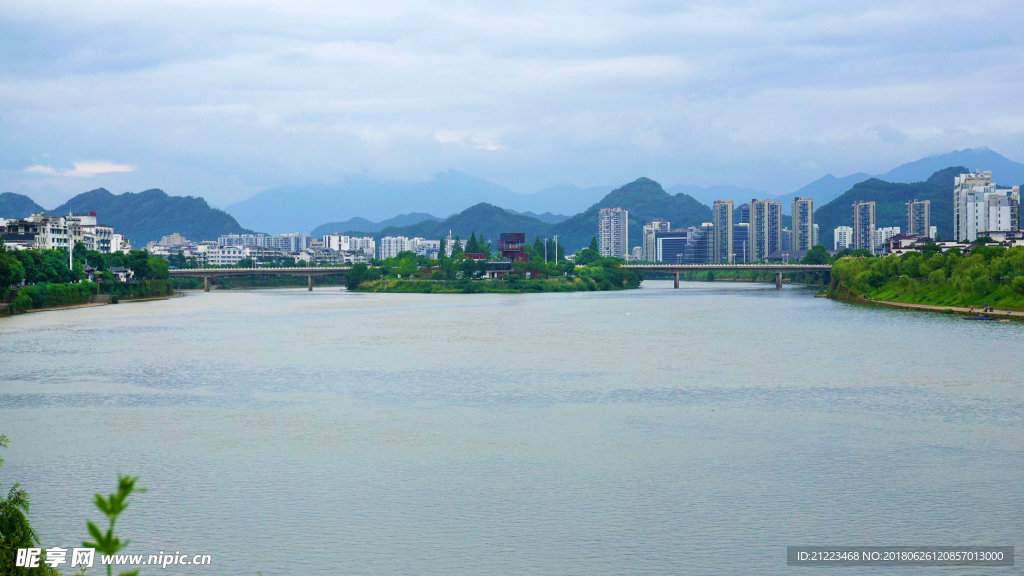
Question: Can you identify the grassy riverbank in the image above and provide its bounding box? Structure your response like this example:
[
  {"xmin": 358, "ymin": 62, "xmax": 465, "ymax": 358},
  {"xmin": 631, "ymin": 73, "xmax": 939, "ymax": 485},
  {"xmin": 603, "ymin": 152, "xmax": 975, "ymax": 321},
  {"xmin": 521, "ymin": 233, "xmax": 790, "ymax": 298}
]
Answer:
[{"xmin": 828, "ymin": 246, "xmax": 1024, "ymax": 311}]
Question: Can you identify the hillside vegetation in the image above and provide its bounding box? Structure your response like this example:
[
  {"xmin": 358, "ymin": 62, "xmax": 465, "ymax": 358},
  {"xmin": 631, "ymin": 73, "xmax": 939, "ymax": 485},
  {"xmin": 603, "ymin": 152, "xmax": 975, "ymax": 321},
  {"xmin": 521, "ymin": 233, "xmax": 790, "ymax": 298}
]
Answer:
[
  {"xmin": 814, "ymin": 167, "xmax": 964, "ymax": 247},
  {"xmin": 550, "ymin": 177, "xmax": 712, "ymax": 252},
  {"xmin": 0, "ymin": 192, "xmax": 46, "ymax": 218},
  {"xmin": 51, "ymin": 188, "xmax": 254, "ymax": 246}
]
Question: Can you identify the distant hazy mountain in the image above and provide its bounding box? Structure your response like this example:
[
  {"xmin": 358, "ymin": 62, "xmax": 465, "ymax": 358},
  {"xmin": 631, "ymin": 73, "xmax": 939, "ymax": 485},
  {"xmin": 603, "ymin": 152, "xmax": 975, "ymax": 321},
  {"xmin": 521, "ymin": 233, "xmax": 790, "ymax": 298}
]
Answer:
[
  {"xmin": 550, "ymin": 177, "xmax": 712, "ymax": 253},
  {"xmin": 0, "ymin": 192, "xmax": 46, "ymax": 219},
  {"xmin": 877, "ymin": 147, "xmax": 1024, "ymax": 184},
  {"xmin": 49, "ymin": 188, "xmax": 253, "ymax": 246},
  {"xmin": 340, "ymin": 203, "xmax": 553, "ymax": 245},
  {"xmin": 310, "ymin": 213, "xmax": 441, "ymax": 238},
  {"xmin": 774, "ymin": 173, "xmax": 873, "ymax": 210},
  {"xmin": 665, "ymin": 184, "xmax": 773, "ymax": 209},
  {"xmin": 506, "ymin": 210, "xmax": 570, "ymax": 224},
  {"xmin": 226, "ymin": 172, "xmax": 614, "ymax": 234},
  {"xmin": 514, "ymin": 184, "xmax": 614, "ymax": 215},
  {"xmin": 814, "ymin": 167, "xmax": 965, "ymax": 247}
]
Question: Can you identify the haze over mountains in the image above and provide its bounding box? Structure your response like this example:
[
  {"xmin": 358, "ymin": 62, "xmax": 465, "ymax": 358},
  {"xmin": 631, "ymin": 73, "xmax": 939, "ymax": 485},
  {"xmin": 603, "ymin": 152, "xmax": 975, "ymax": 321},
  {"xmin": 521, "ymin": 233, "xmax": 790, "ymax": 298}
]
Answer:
[
  {"xmin": 224, "ymin": 147, "xmax": 1024, "ymax": 234},
  {"xmin": 4, "ymin": 147, "xmax": 1023, "ymax": 251}
]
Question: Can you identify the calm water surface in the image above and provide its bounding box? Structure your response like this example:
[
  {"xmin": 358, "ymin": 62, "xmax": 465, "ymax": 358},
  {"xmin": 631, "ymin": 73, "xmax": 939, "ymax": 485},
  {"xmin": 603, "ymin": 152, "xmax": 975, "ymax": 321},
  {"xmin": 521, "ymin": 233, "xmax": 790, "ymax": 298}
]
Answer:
[{"xmin": 1, "ymin": 280, "xmax": 1022, "ymax": 575}]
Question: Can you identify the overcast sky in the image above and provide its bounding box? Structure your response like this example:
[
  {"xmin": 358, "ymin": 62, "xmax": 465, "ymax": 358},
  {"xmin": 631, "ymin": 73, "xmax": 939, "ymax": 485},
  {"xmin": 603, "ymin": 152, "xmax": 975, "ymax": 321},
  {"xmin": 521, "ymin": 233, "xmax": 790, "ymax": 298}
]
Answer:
[{"xmin": 2, "ymin": 0, "xmax": 1022, "ymax": 208}]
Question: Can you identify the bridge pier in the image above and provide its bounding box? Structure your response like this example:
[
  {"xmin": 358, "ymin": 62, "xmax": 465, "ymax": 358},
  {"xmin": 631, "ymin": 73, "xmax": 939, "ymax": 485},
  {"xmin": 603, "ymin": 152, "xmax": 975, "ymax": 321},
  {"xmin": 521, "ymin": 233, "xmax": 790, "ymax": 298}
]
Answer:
[
  {"xmin": 674, "ymin": 273, "xmax": 679, "ymax": 289},
  {"xmin": 204, "ymin": 276, "xmax": 210, "ymax": 292},
  {"xmin": 308, "ymin": 275, "xmax": 313, "ymax": 291},
  {"xmin": 775, "ymin": 272, "xmax": 783, "ymax": 290}
]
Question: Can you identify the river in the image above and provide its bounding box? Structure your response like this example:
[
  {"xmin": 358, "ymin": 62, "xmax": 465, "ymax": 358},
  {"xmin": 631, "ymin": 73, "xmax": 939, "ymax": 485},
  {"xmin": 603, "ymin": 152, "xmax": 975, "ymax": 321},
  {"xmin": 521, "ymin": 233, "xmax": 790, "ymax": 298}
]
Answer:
[{"xmin": 1, "ymin": 280, "xmax": 1022, "ymax": 575}]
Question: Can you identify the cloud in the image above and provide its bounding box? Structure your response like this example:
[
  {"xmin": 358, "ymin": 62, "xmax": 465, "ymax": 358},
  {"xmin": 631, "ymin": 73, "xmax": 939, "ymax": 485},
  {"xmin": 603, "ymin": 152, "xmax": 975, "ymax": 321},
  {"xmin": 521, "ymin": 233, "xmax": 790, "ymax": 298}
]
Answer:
[
  {"xmin": 1, "ymin": 0, "xmax": 1023, "ymax": 203},
  {"xmin": 869, "ymin": 123, "xmax": 908, "ymax": 145},
  {"xmin": 24, "ymin": 164, "xmax": 58, "ymax": 175},
  {"xmin": 23, "ymin": 161, "xmax": 136, "ymax": 177}
]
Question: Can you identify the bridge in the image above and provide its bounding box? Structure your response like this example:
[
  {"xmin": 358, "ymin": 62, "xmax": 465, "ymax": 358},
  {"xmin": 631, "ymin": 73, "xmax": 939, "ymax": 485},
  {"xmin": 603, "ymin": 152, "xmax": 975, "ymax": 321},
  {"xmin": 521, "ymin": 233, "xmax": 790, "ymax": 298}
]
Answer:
[
  {"xmin": 169, "ymin": 266, "xmax": 350, "ymax": 291},
  {"xmin": 620, "ymin": 263, "xmax": 832, "ymax": 289}
]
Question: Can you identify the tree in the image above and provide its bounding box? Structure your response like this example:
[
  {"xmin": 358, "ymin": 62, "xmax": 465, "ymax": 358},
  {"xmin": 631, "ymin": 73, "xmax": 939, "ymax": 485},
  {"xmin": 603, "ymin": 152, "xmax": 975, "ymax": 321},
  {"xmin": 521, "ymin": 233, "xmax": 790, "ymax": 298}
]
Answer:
[
  {"xmin": 588, "ymin": 237, "xmax": 599, "ymax": 252},
  {"xmin": 451, "ymin": 235, "xmax": 463, "ymax": 257},
  {"xmin": 0, "ymin": 239, "xmax": 26, "ymax": 290},
  {"xmin": 801, "ymin": 245, "xmax": 830, "ymax": 265},
  {"xmin": 465, "ymin": 232, "xmax": 480, "ymax": 254},
  {"xmin": 438, "ymin": 236, "xmax": 447, "ymax": 259},
  {"xmin": 0, "ymin": 434, "xmax": 60, "ymax": 575},
  {"xmin": 345, "ymin": 263, "xmax": 368, "ymax": 290}
]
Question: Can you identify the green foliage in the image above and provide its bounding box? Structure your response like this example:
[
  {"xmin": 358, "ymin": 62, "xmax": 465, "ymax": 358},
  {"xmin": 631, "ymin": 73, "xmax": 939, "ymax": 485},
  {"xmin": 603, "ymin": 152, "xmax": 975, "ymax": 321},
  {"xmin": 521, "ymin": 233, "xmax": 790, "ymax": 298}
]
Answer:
[
  {"xmin": 12, "ymin": 282, "xmax": 97, "ymax": 311},
  {"xmin": 588, "ymin": 237, "xmax": 598, "ymax": 252},
  {"xmin": 549, "ymin": 178, "xmax": 712, "ymax": 252},
  {"xmin": 346, "ymin": 263, "xmax": 369, "ymax": 290},
  {"xmin": 0, "ymin": 193, "xmax": 46, "ymax": 219},
  {"xmin": 0, "ymin": 240, "xmax": 26, "ymax": 290},
  {"xmin": 48, "ymin": 188, "xmax": 253, "ymax": 246},
  {"xmin": 83, "ymin": 475, "xmax": 144, "ymax": 576},
  {"xmin": 0, "ymin": 435, "xmax": 60, "ymax": 576},
  {"xmin": 801, "ymin": 245, "xmax": 830, "ymax": 265},
  {"xmin": 830, "ymin": 246, "xmax": 1024, "ymax": 308}
]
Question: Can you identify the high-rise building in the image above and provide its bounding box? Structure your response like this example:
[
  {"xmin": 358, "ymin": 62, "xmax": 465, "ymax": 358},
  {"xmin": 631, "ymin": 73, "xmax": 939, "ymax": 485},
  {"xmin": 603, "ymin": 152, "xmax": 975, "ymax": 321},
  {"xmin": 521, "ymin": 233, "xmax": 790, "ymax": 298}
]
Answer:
[
  {"xmin": 780, "ymin": 228, "xmax": 792, "ymax": 252},
  {"xmin": 653, "ymin": 229, "xmax": 688, "ymax": 263},
  {"xmin": 791, "ymin": 197, "xmax": 814, "ymax": 251},
  {"xmin": 642, "ymin": 219, "xmax": 670, "ymax": 262},
  {"xmin": 812, "ymin": 224, "xmax": 819, "ymax": 247},
  {"xmin": 737, "ymin": 203, "xmax": 751, "ymax": 225},
  {"xmin": 598, "ymin": 207, "xmax": 629, "ymax": 258},
  {"xmin": 906, "ymin": 199, "xmax": 931, "ymax": 237},
  {"xmin": 749, "ymin": 199, "xmax": 782, "ymax": 261},
  {"xmin": 733, "ymin": 223, "xmax": 750, "ymax": 262},
  {"xmin": 852, "ymin": 201, "xmax": 876, "ymax": 252},
  {"xmin": 954, "ymin": 170, "xmax": 1022, "ymax": 241},
  {"xmin": 834, "ymin": 226, "xmax": 853, "ymax": 251},
  {"xmin": 712, "ymin": 200, "xmax": 734, "ymax": 263},
  {"xmin": 874, "ymin": 227, "xmax": 901, "ymax": 249},
  {"xmin": 929, "ymin": 225, "xmax": 937, "ymax": 239}
]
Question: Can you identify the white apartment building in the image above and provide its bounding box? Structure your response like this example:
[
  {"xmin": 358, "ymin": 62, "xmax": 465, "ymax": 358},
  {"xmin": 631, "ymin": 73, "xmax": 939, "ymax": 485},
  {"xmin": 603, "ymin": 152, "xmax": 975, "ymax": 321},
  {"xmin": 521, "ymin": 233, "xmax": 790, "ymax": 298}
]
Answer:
[
  {"xmin": 322, "ymin": 234, "xmax": 376, "ymax": 257},
  {"xmin": 598, "ymin": 207, "xmax": 629, "ymax": 258},
  {"xmin": 18, "ymin": 212, "xmax": 116, "ymax": 253},
  {"xmin": 217, "ymin": 233, "xmax": 267, "ymax": 247},
  {"xmin": 954, "ymin": 170, "xmax": 1021, "ymax": 241},
  {"xmin": 409, "ymin": 238, "xmax": 440, "ymax": 257},
  {"xmin": 833, "ymin": 226, "xmax": 854, "ymax": 251},
  {"xmin": 207, "ymin": 245, "xmax": 245, "ymax": 266},
  {"xmin": 874, "ymin": 227, "xmax": 901, "ymax": 250},
  {"xmin": 379, "ymin": 236, "xmax": 411, "ymax": 259},
  {"xmin": 264, "ymin": 233, "xmax": 312, "ymax": 252}
]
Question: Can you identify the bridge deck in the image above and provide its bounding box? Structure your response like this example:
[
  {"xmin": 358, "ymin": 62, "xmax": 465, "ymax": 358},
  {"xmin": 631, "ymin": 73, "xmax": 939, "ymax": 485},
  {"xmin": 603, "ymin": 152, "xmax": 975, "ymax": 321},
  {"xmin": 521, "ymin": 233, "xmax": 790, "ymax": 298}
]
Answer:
[
  {"xmin": 621, "ymin": 264, "xmax": 831, "ymax": 272},
  {"xmin": 169, "ymin": 266, "xmax": 350, "ymax": 278}
]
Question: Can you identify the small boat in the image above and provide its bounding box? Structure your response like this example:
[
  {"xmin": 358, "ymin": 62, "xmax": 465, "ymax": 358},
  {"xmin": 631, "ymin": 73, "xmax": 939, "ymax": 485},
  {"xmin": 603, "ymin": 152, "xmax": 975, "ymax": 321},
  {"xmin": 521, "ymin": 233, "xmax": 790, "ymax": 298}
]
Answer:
[{"xmin": 964, "ymin": 314, "xmax": 997, "ymax": 321}]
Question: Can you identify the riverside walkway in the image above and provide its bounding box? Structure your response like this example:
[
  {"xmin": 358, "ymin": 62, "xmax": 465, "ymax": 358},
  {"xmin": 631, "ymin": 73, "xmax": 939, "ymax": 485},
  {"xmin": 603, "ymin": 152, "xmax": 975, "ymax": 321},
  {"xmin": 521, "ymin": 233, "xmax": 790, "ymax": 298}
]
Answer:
[
  {"xmin": 620, "ymin": 263, "xmax": 832, "ymax": 289},
  {"xmin": 169, "ymin": 266, "xmax": 350, "ymax": 291}
]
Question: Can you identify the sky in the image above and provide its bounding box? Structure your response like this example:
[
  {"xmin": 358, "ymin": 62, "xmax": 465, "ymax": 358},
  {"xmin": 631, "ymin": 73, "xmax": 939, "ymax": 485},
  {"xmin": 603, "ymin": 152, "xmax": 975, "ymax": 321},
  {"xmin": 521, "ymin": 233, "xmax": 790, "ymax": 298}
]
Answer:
[{"xmin": 2, "ymin": 0, "xmax": 1023, "ymax": 208}]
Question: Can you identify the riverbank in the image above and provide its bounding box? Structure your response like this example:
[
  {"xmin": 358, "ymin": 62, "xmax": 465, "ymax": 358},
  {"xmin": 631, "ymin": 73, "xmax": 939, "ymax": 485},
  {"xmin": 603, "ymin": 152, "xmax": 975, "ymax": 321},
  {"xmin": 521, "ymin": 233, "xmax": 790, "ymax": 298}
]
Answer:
[{"xmin": 2, "ymin": 292, "xmax": 182, "ymax": 316}]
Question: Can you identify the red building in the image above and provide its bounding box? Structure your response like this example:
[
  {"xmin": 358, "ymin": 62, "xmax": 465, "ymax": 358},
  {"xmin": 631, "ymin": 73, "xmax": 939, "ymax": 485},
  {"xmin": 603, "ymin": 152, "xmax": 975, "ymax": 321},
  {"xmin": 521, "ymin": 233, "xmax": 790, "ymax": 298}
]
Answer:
[{"xmin": 498, "ymin": 232, "xmax": 528, "ymax": 262}]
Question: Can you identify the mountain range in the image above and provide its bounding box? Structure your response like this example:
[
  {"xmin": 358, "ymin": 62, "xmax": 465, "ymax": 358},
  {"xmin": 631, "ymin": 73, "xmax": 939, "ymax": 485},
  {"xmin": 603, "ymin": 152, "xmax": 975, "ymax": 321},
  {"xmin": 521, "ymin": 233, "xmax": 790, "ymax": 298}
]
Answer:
[
  {"xmin": 0, "ymin": 188, "xmax": 252, "ymax": 246},
  {"xmin": 226, "ymin": 171, "xmax": 612, "ymax": 235},
  {"xmin": 814, "ymin": 167, "xmax": 965, "ymax": 247},
  {"xmin": 4, "ymin": 147, "xmax": 1022, "ymax": 253}
]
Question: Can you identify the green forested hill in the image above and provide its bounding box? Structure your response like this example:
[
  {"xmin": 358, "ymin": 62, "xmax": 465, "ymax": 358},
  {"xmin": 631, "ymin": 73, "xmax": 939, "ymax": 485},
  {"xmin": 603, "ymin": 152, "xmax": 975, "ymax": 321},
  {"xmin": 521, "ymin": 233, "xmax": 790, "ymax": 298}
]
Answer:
[
  {"xmin": 344, "ymin": 203, "xmax": 553, "ymax": 245},
  {"xmin": 0, "ymin": 192, "xmax": 46, "ymax": 218},
  {"xmin": 814, "ymin": 166, "xmax": 964, "ymax": 247},
  {"xmin": 549, "ymin": 177, "xmax": 713, "ymax": 252},
  {"xmin": 50, "ymin": 188, "xmax": 254, "ymax": 246}
]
